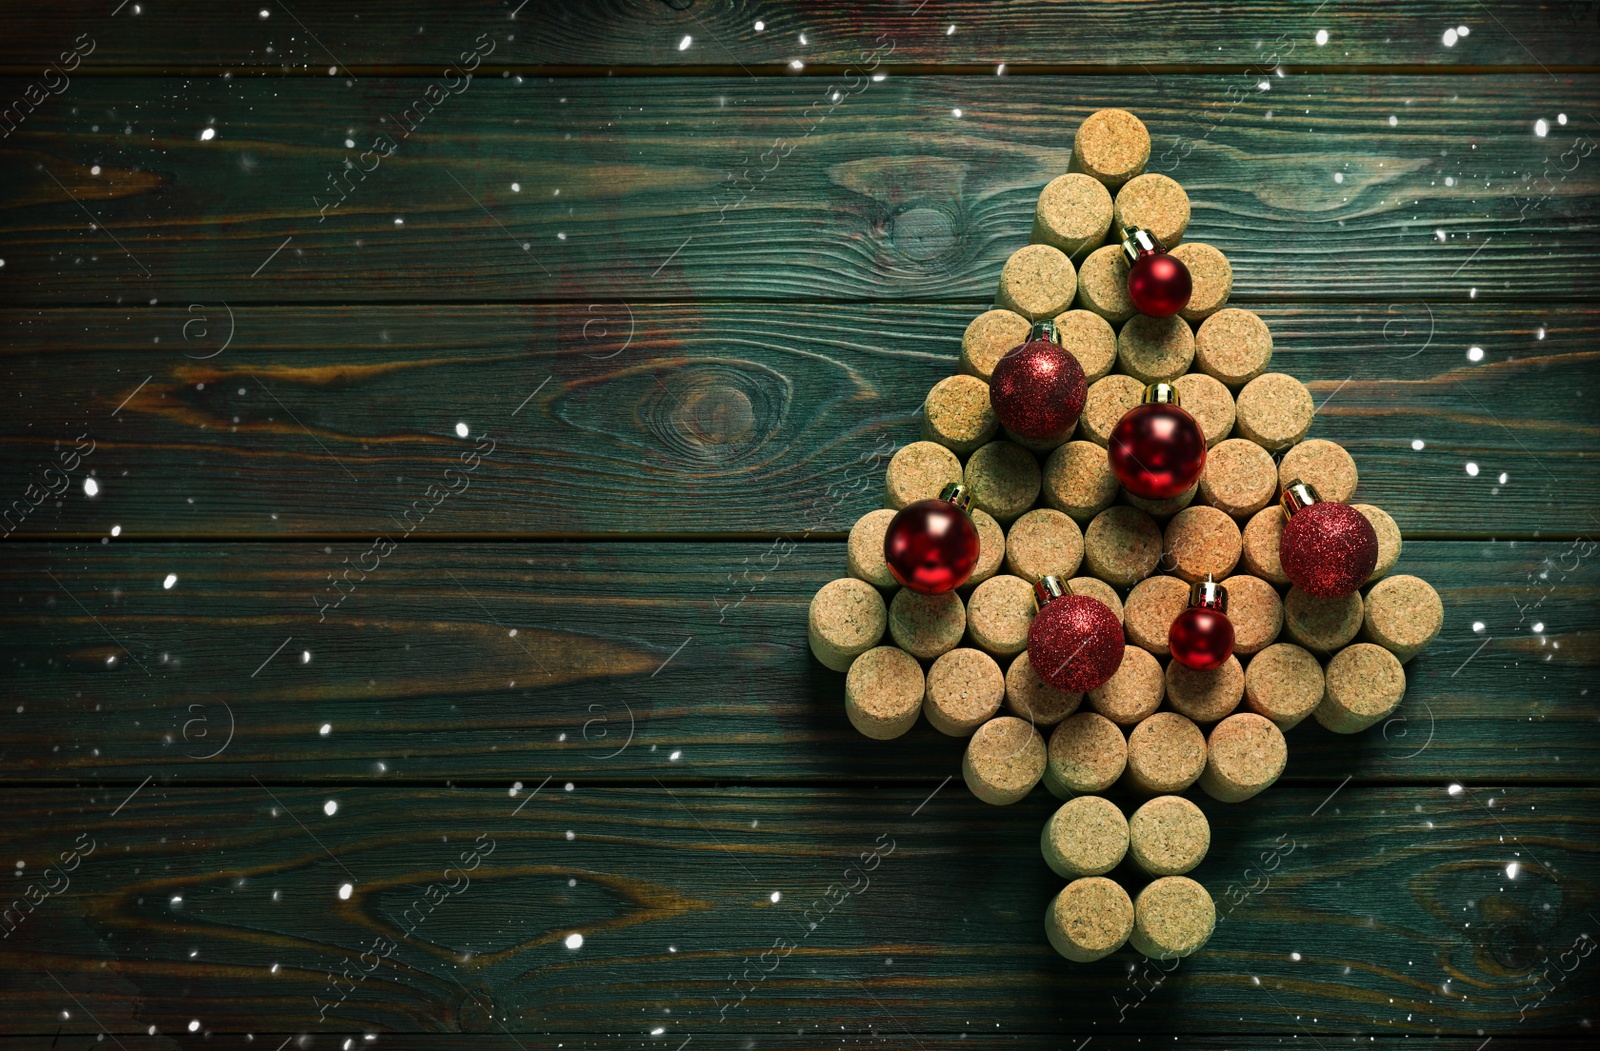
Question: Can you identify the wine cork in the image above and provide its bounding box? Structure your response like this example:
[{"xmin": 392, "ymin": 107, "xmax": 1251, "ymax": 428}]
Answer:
[
  {"xmin": 965, "ymin": 574, "xmax": 1036, "ymax": 657},
  {"xmin": 1041, "ymin": 795, "xmax": 1128, "ymax": 878},
  {"xmin": 1198, "ymin": 438, "xmax": 1278, "ymax": 519},
  {"xmin": 888, "ymin": 588, "xmax": 967, "ymax": 660},
  {"xmin": 1168, "ymin": 242, "xmax": 1232, "ymax": 323},
  {"xmin": 1112, "ymin": 173, "xmax": 1190, "ymax": 247},
  {"xmin": 964, "ymin": 441, "xmax": 1042, "ymax": 524},
  {"xmin": 1316, "ymin": 642, "xmax": 1406, "ymax": 734},
  {"xmin": 1068, "ymin": 576, "xmax": 1124, "ymax": 624},
  {"xmin": 1004, "ymin": 508, "xmax": 1085, "ymax": 584},
  {"xmin": 1234, "ymin": 373, "xmax": 1314, "ymax": 453},
  {"xmin": 1032, "ymin": 173, "xmax": 1115, "ymax": 260},
  {"xmin": 1043, "ymin": 440, "xmax": 1119, "ymax": 524},
  {"xmin": 844, "ymin": 647, "xmax": 924, "ymax": 740},
  {"xmin": 1130, "ymin": 877, "xmax": 1215, "ymax": 960},
  {"xmin": 1001, "ymin": 427, "xmax": 1072, "ymax": 458},
  {"xmin": 1076, "ymin": 245, "xmax": 1136, "ymax": 325},
  {"xmin": 961, "ymin": 309, "xmax": 1031, "ymax": 381},
  {"xmin": 1117, "ymin": 314, "xmax": 1196, "ymax": 385},
  {"xmin": 1163, "ymin": 505, "xmax": 1242, "ymax": 584},
  {"xmin": 1218, "ymin": 574, "xmax": 1283, "ymax": 655},
  {"xmin": 923, "ymin": 647, "xmax": 1005, "ymax": 736},
  {"xmin": 1005, "ymin": 649, "xmax": 1083, "ymax": 728},
  {"xmin": 1353, "ymin": 504, "xmax": 1403, "ymax": 581},
  {"xmin": 809, "ymin": 578, "xmax": 888, "ymax": 672},
  {"xmin": 1240, "ymin": 505, "xmax": 1290, "ymax": 585},
  {"xmin": 1198, "ymin": 712, "xmax": 1286, "ymax": 802},
  {"xmin": 960, "ymin": 508, "xmax": 1008, "ymax": 592},
  {"xmin": 1165, "ymin": 655, "xmax": 1244, "ymax": 724},
  {"xmin": 1053, "ymin": 309, "xmax": 1118, "ymax": 384},
  {"xmin": 1071, "ymin": 108, "xmax": 1150, "ymax": 188},
  {"xmin": 963, "ymin": 715, "xmax": 1047, "ymax": 805},
  {"xmin": 1243, "ymin": 642, "xmax": 1325, "ymax": 730},
  {"xmin": 1128, "ymin": 795, "xmax": 1210, "ymax": 877},
  {"xmin": 1083, "ymin": 506, "xmax": 1163, "ymax": 587},
  {"xmin": 1195, "ymin": 308, "xmax": 1273, "ymax": 388},
  {"xmin": 1283, "ymin": 586, "xmax": 1363, "ymax": 655},
  {"xmin": 1079, "ymin": 374, "xmax": 1146, "ymax": 448},
  {"xmin": 1125, "ymin": 711, "xmax": 1206, "ymax": 794},
  {"xmin": 1123, "ymin": 480, "xmax": 1198, "ymax": 521},
  {"xmin": 1087, "ymin": 645, "xmax": 1164, "ymax": 727},
  {"xmin": 1044, "ymin": 711, "xmax": 1127, "ymax": 797},
  {"xmin": 1172, "ymin": 373, "xmax": 1235, "ymax": 449},
  {"xmin": 1362, "ymin": 574, "xmax": 1444, "ymax": 663},
  {"xmin": 1123, "ymin": 575, "xmax": 1191, "ymax": 657},
  {"xmin": 996, "ymin": 243, "xmax": 1077, "ymax": 321},
  {"xmin": 1046, "ymin": 876, "xmax": 1134, "ymax": 963},
  {"xmin": 885, "ymin": 441, "xmax": 964, "ymax": 510},
  {"xmin": 1279, "ymin": 439, "xmax": 1357, "ymax": 504},
  {"xmin": 922, "ymin": 374, "xmax": 1000, "ymax": 456},
  {"xmin": 847, "ymin": 508, "xmax": 898, "ymax": 588}
]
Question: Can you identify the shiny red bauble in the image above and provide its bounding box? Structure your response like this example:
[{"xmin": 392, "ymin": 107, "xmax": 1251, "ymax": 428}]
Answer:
[
  {"xmin": 989, "ymin": 326, "xmax": 1087, "ymax": 441},
  {"xmin": 1028, "ymin": 579, "xmax": 1125, "ymax": 693},
  {"xmin": 883, "ymin": 492, "xmax": 981, "ymax": 594},
  {"xmin": 1280, "ymin": 501, "xmax": 1379, "ymax": 599},
  {"xmin": 1168, "ymin": 606, "xmax": 1235, "ymax": 671},
  {"xmin": 1127, "ymin": 251, "xmax": 1192, "ymax": 318},
  {"xmin": 1108, "ymin": 401, "xmax": 1207, "ymax": 500}
]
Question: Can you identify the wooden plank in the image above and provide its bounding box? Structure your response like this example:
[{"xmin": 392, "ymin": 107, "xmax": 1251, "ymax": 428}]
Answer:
[
  {"xmin": 1, "ymin": 784, "xmax": 1593, "ymax": 1036},
  {"xmin": 1, "ymin": 77, "xmax": 1597, "ymax": 304},
  {"xmin": 5, "ymin": 2, "xmax": 1597, "ymax": 72},
  {"xmin": 2, "ymin": 540, "xmax": 1592, "ymax": 782},
  {"xmin": 1, "ymin": 303, "xmax": 1593, "ymax": 539}
]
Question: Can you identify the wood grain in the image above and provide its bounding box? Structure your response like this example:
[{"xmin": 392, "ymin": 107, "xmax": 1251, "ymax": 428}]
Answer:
[
  {"xmin": 1, "ymin": 303, "xmax": 1592, "ymax": 539},
  {"xmin": 1, "ymin": 77, "xmax": 1596, "ymax": 304},
  {"xmin": 2, "ymin": 540, "xmax": 1591, "ymax": 782},
  {"xmin": 2, "ymin": 784, "xmax": 1593, "ymax": 1035},
  {"xmin": 4, "ymin": 1, "xmax": 1597, "ymax": 72}
]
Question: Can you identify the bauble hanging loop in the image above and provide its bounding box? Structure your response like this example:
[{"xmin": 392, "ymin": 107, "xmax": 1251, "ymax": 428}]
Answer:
[
  {"xmin": 988, "ymin": 319, "xmax": 1088, "ymax": 442},
  {"xmin": 1027, "ymin": 574, "xmax": 1125, "ymax": 693},
  {"xmin": 883, "ymin": 482, "xmax": 982, "ymax": 595},
  {"xmin": 1108, "ymin": 382, "xmax": 1208, "ymax": 500},
  {"xmin": 1278, "ymin": 479, "xmax": 1379, "ymax": 598},
  {"xmin": 1168, "ymin": 573, "xmax": 1235, "ymax": 671},
  {"xmin": 1121, "ymin": 225, "xmax": 1192, "ymax": 318}
]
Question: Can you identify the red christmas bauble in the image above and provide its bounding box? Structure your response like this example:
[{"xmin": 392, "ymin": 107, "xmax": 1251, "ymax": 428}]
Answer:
[
  {"xmin": 1168, "ymin": 606, "xmax": 1234, "ymax": 671},
  {"xmin": 1028, "ymin": 588, "xmax": 1124, "ymax": 693},
  {"xmin": 1280, "ymin": 501, "xmax": 1379, "ymax": 598},
  {"xmin": 989, "ymin": 331, "xmax": 1087, "ymax": 441},
  {"xmin": 1127, "ymin": 252, "xmax": 1192, "ymax": 318},
  {"xmin": 883, "ymin": 493, "xmax": 981, "ymax": 594},
  {"xmin": 1108, "ymin": 402, "xmax": 1207, "ymax": 499}
]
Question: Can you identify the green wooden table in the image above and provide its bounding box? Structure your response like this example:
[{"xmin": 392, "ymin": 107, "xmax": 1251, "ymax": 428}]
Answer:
[{"xmin": 2, "ymin": 2, "xmax": 1597, "ymax": 1046}]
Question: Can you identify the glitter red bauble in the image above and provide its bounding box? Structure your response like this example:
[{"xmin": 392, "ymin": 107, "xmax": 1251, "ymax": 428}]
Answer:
[
  {"xmin": 989, "ymin": 338, "xmax": 1087, "ymax": 441},
  {"xmin": 1280, "ymin": 502, "xmax": 1379, "ymax": 598},
  {"xmin": 1127, "ymin": 252, "xmax": 1192, "ymax": 318},
  {"xmin": 1108, "ymin": 403, "xmax": 1207, "ymax": 499},
  {"xmin": 883, "ymin": 499, "xmax": 981, "ymax": 594},
  {"xmin": 1168, "ymin": 607, "xmax": 1235, "ymax": 671},
  {"xmin": 1028, "ymin": 595, "xmax": 1125, "ymax": 693}
]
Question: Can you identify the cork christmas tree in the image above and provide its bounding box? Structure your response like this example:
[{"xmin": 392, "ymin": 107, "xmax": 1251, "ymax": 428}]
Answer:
[{"xmin": 807, "ymin": 108, "xmax": 1444, "ymax": 962}]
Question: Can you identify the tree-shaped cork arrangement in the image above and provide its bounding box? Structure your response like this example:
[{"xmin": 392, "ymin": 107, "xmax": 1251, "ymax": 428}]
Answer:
[{"xmin": 808, "ymin": 109, "xmax": 1445, "ymax": 962}]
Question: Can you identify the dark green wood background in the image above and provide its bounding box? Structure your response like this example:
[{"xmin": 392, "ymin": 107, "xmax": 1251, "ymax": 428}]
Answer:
[{"xmin": 2, "ymin": 1, "xmax": 1598, "ymax": 1047}]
